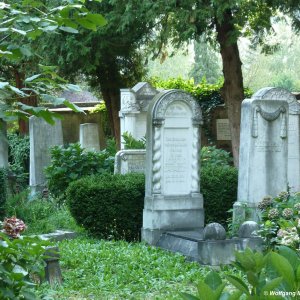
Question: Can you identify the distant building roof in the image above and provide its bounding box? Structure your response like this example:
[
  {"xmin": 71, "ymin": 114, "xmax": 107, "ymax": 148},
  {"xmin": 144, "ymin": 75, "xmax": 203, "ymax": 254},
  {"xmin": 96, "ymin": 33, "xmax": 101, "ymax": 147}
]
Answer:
[{"xmin": 60, "ymin": 90, "xmax": 100, "ymax": 103}]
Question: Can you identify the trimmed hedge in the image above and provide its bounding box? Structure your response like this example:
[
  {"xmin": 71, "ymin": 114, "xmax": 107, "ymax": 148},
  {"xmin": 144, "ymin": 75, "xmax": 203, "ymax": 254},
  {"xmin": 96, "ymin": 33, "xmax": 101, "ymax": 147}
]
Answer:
[
  {"xmin": 0, "ymin": 168, "xmax": 7, "ymax": 219},
  {"xmin": 201, "ymin": 165, "xmax": 238, "ymax": 227},
  {"xmin": 66, "ymin": 173, "xmax": 145, "ymax": 241}
]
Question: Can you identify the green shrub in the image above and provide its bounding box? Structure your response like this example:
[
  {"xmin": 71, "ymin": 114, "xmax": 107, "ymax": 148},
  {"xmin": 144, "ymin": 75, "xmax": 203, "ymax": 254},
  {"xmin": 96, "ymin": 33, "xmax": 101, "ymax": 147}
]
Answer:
[
  {"xmin": 181, "ymin": 246, "xmax": 300, "ymax": 300},
  {"xmin": 201, "ymin": 165, "xmax": 238, "ymax": 227},
  {"xmin": 122, "ymin": 131, "xmax": 146, "ymax": 149},
  {"xmin": 66, "ymin": 173, "xmax": 145, "ymax": 241},
  {"xmin": 257, "ymin": 191, "xmax": 300, "ymax": 251},
  {"xmin": 0, "ymin": 168, "xmax": 7, "ymax": 219},
  {"xmin": 0, "ymin": 229, "xmax": 49, "ymax": 299},
  {"xmin": 7, "ymin": 133, "xmax": 30, "ymax": 189},
  {"xmin": 45, "ymin": 143, "xmax": 114, "ymax": 198},
  {"xmin": 201, "ymin": 146, "xmax": 233, "ymax": 167}
]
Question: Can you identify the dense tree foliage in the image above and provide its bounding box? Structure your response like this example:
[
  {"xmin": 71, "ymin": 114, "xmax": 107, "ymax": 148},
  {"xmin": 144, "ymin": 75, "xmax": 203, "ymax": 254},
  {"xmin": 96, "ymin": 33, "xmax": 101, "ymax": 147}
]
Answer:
[
  {"xmin": 39, "ymin": 1, "xmax": 156, "ymax": 145},
  {"xmin": 0, "ymin": 1, "xmax": 105, "ymax": 132}
]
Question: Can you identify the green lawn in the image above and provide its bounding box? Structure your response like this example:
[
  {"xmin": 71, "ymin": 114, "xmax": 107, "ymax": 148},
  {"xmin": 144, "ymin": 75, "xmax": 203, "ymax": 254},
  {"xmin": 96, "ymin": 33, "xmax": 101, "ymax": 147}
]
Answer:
[{"xmin": 37, "ymin": 237, "xmax": 211, "ymax": 300}]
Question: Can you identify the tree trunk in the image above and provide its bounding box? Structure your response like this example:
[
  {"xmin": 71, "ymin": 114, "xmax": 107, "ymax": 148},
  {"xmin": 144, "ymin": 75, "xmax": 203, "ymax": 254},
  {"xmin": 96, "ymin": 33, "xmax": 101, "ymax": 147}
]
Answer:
[
  {"xmin": 97, "ymin": 60, "xmax": 121, "ymax": 149},
  {"xmin": 100, "ymin": 87, "xmax": 121, "ymax": 149},
  {"xmin": 216, "ymin": 10, "xmax": 244, "ymax": 167},
  {"xmin": 14, "ymin": 69, "xmax": 37, "ymax": 136}
]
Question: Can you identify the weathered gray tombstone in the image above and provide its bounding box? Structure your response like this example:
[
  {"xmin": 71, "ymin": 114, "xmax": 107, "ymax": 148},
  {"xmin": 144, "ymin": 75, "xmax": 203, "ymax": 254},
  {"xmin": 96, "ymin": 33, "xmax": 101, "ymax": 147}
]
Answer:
[
  {"xmin": 29, "ymin": 117, "xmax": 63, "ymax": 194},
  {"xmin": 119, "ymin": 82, "xmax": 159, "ymax": 148},
  {"xmin": 79, "ymin": 123, "xmax": 100, "ymax": 151},
  {"xmin": 255, "ymin": 88, "xmax": 300, "ymax": 192},
  {"xmin": 234, "ymin": 88, "xmax": 289, "ymax": 221},
  {"xmin": 142, "ymin": 90, "xmax": 204, "ymax": 245},
  {"xmin": 114, "ymin": 149, "xmax": 146, "ymax": 174},
  {"xmin": 0, "ymin": 121, "xmax": 8, "ymax": 168}
]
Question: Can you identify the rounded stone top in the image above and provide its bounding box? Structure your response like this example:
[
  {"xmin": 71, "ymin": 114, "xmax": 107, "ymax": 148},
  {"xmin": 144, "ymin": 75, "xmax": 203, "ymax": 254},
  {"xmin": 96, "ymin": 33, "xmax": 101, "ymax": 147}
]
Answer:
[
  {"xmin": 252, "ymin": 87, "xmax": 296, "ymax": 104},
  {"xmin": 203, "ymin": 223, "xmax": 226, "ymax": 240},
  {"xmin": 238, "ymin": 221, "xmax": 259, "ymax": 238}
]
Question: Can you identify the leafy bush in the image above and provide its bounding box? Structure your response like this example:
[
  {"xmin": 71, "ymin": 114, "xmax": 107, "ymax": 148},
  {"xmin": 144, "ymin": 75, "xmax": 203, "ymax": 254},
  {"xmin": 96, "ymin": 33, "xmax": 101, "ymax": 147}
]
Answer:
[
  {"xmin": 181, "ymin": 246, "xmax": 300, "ymax": 300},
  {"xmin": 0, "ymin": 222, "xmax": 50, "ymax": 299},
  {"xmin": 201, "ymin": 146, "xmax": 233, "ymax": 167},
  {"xmin": 66, "ymin": 173, "xmax": 145, "ymax": 241},
  {"xmin": 7, "ymin": 133, "xmax": 30, "ymax": 189},
  {"xmin": 45, "ymin": 143, "xmax": 114, "ymax": 198},
  {"xmin": 5, "ymin": 191, "xmax": 81, "ymax": 235},
  {"xmin": 258, "ymin": 191, "xmax": 300, "ymax": 251},
  {"xmin": 0, "ymin": 168, "xmax": 7, "ymax": 219},
  {"xmin": 122, "ymin": 131, "xmax": 146, "ymax": 149},
  {"xmin": 201, "ymin": 165, "xmax": 238, "ymax": 227}
]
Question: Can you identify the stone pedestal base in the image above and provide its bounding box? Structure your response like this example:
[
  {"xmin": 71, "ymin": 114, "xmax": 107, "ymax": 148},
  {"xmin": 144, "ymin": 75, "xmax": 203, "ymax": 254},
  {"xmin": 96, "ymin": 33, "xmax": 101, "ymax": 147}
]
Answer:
[{"xmin": 233, "ymin": 201, "xmax": 261, "ymax": 224}]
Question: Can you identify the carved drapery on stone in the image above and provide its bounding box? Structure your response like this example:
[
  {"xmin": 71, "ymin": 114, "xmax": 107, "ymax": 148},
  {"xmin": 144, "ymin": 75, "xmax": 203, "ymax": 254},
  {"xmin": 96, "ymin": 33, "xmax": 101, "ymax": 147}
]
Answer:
[
  {"xmin": 152, "ymin": 119, "xmax": 163, "ymax": 194},
  {"xmin": 252, "ymin": 105, "xmax": 287, "ymax": 138}
]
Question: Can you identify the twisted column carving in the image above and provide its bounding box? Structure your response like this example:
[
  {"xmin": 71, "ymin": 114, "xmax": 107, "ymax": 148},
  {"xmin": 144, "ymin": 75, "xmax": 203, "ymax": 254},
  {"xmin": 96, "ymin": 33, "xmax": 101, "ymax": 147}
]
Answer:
[{"xmin": 152, "ymin": 121, "xmax": 162, "ymax": 193}]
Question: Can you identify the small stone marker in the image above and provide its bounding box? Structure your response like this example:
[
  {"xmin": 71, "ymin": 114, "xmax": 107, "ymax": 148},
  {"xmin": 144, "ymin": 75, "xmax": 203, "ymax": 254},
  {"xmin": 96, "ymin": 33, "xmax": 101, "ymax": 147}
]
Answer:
[
  {"xmin": 44, "ymin": 246, "xmax": 63, "ymax": 286},
  {"xmin": 216, "ymin": 119, "xmax": 231, "ymax": 140},
  {"xmin": 142, "ymin": 89, "xmax": 204, "ymax": 245},
  {"xmin": 119, "ymin": 82, "xmax": 158, "ymax": 148},
  {"xmin": 114, "ymin": 149, "xmax": 146, "ymax": 174},
  {"xmin": 79, "ymin": 123, "xmax": 100, "ymax": 151},
  {"xmin": 234, "ymin": 88, "xmax": 289, "ymax": 220},
  {"xmin": 0, "ymin": 121, "xmax": 8, "ymax": 168},
  {"xmin": 29, "ymin": 117, "xmax": 63, "ymax": 194}
]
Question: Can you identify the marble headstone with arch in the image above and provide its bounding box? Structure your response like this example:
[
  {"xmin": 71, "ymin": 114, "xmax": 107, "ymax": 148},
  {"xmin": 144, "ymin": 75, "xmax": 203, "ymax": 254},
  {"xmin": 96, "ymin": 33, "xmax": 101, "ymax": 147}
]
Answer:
[
  {"xmin": 141, "ymin": 89, "xmax": 204, "ymax": 245},
  {"xmin": 234, "ymin": 87, "xmax": 289, "ymax": 221}
]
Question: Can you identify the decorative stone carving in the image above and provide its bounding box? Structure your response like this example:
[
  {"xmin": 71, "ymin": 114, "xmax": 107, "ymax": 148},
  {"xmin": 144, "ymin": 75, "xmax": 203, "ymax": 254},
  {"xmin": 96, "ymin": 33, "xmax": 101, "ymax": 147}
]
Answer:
[
  {"xmin": 119, "ymin": 82, "xmax": 159, "ymax": 148},
  {"xmin": 114, "ymin": 149, "xmax": 146, "ymax": 175},
  {"xmin": 142, "ymin": 89, "xmax": 204, "ymax": 245},
  {"xmin": 235, "ymin": 88, "xmax": 289, "ymax": 222}
]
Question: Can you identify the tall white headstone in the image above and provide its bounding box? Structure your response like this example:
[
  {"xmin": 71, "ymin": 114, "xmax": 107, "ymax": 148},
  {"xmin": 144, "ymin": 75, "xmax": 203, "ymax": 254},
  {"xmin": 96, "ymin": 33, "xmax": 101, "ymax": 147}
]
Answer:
[
  {"xmin": 30, "ymin": 117, "xmax": 63, "ymax": 193},
  {"xmin": 142, "ymin": 90, "xmax": 204, "ymax": 245},
  {"xmin": 79, "ymin": 123, "xmax": 100, "ymax": 151},
  {"xmin": 119, "ymin": 82, "xmax": 158, "ymax": 148},
  {"xmin": 234, "ymin": 88, "xmax": 289, "ymax": 220},
  {"xmin": 0, "ymin": 121, "xmax": 8, "ymax": 168}
]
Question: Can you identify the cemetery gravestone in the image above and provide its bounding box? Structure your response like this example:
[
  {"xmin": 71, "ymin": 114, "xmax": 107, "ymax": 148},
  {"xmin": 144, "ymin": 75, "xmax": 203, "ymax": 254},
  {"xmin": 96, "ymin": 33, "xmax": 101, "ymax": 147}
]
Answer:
[
  {"xmin": 79, "ymin": 123, "xmax": 100, "ymax": 151},
  {"xmin": 142, "ymin": 89, "xmax": 204, "ymax": 245},
  {"xmin": 114, "ymin": 149, "xmax": 146, "ymax": 174},
  {"xmin": 234, "ymin": 88, "xmax": 289, "ymax": 220},
  {"xmin": 119, "ymin": 82, "xmax": 159, "ymax": 148},
  {"xmin": 0, "ymin": 121, "xmax": 8, "ymax": 167},
  {"xmin": 216, "ymin": 119, "xmax": 231, "ymax": 141},
  {"xmin": 30, "ymin": 117, "xmax": 63, "ymax": 194}
]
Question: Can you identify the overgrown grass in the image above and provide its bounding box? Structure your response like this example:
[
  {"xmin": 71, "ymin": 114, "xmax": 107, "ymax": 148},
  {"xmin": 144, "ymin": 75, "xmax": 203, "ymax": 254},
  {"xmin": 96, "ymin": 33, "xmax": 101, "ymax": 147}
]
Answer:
[
  {"xmin": 5, "ymin": 191, "xmax": 83, "ymax": 235},
  {"xmin": 38, "ymin": 238, "xmax": 211, "ymax": 299}
]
